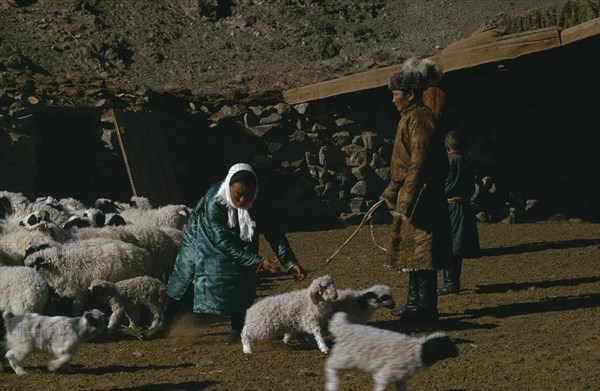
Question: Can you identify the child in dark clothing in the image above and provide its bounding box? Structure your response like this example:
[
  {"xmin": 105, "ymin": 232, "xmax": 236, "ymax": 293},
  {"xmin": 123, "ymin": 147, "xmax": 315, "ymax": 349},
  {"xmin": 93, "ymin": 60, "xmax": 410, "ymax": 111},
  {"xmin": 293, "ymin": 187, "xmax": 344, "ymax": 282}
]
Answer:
[{"xmin": 438, "ymin": 131, "xmax": 481, "ymax": 295}]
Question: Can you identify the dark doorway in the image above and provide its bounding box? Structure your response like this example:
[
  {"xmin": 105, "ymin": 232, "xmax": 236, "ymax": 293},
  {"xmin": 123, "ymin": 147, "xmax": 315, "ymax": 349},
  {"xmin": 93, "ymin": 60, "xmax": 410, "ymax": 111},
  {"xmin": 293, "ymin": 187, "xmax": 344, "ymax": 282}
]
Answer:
[{"xmin": 32, "ymin": 108, "xmax": 131, "ymax": 205}]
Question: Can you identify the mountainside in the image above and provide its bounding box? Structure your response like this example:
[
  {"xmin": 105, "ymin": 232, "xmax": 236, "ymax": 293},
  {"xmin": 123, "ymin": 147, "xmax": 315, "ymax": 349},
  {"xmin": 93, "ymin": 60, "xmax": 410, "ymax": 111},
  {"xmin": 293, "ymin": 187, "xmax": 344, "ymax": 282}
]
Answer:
[{"xmin": 0, "ymin": 0, "xmax": 573, "ymax": 97}]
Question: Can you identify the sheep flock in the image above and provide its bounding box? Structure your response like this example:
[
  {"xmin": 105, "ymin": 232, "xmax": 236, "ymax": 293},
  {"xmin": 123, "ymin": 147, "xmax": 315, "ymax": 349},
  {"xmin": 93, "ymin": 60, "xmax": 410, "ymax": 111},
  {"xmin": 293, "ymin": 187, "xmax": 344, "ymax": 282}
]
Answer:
[{"xmin": 0, "ymin": 190, "xmax": 459, "ymax": 387}]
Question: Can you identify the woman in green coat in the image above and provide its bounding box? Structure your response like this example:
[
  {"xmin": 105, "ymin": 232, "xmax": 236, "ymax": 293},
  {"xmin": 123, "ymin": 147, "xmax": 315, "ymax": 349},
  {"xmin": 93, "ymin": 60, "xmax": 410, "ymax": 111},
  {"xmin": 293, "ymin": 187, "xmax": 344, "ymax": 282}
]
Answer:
[{"xmin": 140, "ymin": 163, "xmax": 306, "ymax": 341}]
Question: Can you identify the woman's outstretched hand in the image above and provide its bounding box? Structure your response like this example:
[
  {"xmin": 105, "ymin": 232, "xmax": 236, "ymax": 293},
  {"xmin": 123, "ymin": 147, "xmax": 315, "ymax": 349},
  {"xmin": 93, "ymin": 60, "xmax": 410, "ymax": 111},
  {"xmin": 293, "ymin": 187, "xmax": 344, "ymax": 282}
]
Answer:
[
  {"xmin": 256, "ymin": 257, "xmax": 281, "ymax": 274},
  {"xmin": 287, "ymin": 263, "xmax": 307, "ymax": 281}
]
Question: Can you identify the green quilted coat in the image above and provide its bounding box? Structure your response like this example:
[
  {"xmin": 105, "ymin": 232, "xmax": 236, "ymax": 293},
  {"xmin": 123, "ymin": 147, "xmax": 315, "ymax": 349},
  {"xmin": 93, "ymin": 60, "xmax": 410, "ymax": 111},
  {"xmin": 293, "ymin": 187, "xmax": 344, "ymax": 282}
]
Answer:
[{"xmin": 166, "ymin": 183, "xmax": 298, "ymax": 315}]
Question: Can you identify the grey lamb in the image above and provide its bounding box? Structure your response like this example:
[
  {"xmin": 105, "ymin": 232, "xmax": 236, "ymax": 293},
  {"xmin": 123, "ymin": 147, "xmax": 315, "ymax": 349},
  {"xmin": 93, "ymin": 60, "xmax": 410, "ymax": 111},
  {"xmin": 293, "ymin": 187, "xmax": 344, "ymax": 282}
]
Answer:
[
  {"xmin": 325, "ymin": 312, "xmax": 458, "ymax": 391},
  {"xmin": 88, "ymin": 276, "xmax": 165, "ymax": 332}
]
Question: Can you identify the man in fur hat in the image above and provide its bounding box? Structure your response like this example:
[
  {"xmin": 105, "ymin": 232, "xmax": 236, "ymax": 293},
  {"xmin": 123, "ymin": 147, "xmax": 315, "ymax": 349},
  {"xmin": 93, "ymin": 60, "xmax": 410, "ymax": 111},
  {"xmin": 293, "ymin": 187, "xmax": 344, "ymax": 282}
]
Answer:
[{"xmin": 381, "ymin": 63, "xmax": 453, "ymax": 324}]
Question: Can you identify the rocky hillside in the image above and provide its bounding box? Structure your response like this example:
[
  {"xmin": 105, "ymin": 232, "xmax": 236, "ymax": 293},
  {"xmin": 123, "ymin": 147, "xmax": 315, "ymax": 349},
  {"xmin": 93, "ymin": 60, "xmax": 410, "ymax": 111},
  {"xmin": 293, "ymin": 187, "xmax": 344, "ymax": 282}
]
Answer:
[{"xmin": 0, "ymin": 0, "xmax": 574, "ymax": 97}]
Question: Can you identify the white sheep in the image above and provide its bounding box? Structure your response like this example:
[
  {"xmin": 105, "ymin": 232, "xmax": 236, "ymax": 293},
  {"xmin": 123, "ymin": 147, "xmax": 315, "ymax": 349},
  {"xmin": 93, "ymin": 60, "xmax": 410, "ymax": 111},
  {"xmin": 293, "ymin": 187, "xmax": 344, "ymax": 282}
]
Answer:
[
  {"xmin": 241, "ymin": 275, "xmax": 339, "ymax": 354},
  {"xmin": 58, "ymin": 197, "xmax": 86, "ymax": 211},
  {"xmin": 118, "ymin": 204, "xmax": 190, "ymax": 229},
  {"xmin": 0, "ymin": 223, "xmax": 59, "ymax": 265},
  {"xmin": 331, "ymin": 284, "xmax": 395, "ymax": 324},
  {"xmin": 0, "ymin": 266, "xmax": 49, "ymax": 315},
  {"xmin": 325, "ymin": 312, "xmax": 458, "ymax": 391},
  {"xmin": 94, "ymin": 196, "xmax": 153, "ymax": 214},
  {"xmin": 0, "ymin": 192, "xmax": 86, "ymax": 227},
  {"xmin": 0, "ymin": 190, "xmax": 30, "ymax": 221},
  {"xmin": 19, "ymin": 210, "xmax": 51, "ymax": 227},
  {"xmin": 64, "ymin": 225, "xmax": 139, "ymax": 243},
  {"xmin": 88, "ymin": 276, "xmax": 165, "ymax": 332},
  {"xmin": 23, "ymin": 238, "xmax": 153, "ymax": 314},
  {"xmin": 62, "ymin": 208, "xmax": 106, "ymax": 229},
  {"xmin": 65, "ymin": 225, "xmax": 182, "ymax": 282},
  {"xmin": 23, "ymin": 196, "xmax": 75, "ymax": 226}
]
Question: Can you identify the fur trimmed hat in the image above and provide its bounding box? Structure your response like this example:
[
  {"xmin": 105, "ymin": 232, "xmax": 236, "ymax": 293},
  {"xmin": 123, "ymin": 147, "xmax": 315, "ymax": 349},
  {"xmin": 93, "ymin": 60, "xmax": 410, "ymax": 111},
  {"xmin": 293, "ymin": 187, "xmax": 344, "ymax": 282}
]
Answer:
[
  {"xmin": 388, "ymin": 67, "xmax": 427, "ymax": 92},
  {"xmin": 389, "ymin": 57, "xmax": 443, "ymax": 91},
  {"xmin": 402, "ymin": 57, "xmax": 443, "ymax": 84}
]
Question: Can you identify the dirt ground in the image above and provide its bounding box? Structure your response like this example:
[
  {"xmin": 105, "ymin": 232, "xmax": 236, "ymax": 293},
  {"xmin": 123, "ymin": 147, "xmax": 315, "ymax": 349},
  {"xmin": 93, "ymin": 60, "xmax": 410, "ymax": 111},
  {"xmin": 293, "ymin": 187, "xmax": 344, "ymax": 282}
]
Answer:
[{"xmin": 1, "ymin": 220, "xmax": 598, "ymax": 391}]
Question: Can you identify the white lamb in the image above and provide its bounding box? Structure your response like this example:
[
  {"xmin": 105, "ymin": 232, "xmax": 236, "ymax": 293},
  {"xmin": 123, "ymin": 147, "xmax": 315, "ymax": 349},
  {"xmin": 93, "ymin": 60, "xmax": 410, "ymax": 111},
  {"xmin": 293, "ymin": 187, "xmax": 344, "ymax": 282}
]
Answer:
[
  {"xmin": 241, "ymin": 275, "xmax": 339, "ymax": 354},
  {"xmin": 0, "ymin": 266, "xmax": 49, "ymax": 315},
  {"xmin": 118, "ymin": 204, "xmax": 190, "ymax": 229},
  {"xmin": 23, "ymin": 238, "xmax": 153, "ymax": 314},
  {"xmin": 331, "ymin": 284, "xmax": 395, "ymax": 324},
  {"xmin": 325, "ymin": 312, "xmax": 458, "ymax": 391},
  {"xmin": 1, "ymin": 309, "xmax": 106, "ymax": 375},
  {"xmin": 88, "ymin": 276, "xmax": 165, "ymax": 332}
]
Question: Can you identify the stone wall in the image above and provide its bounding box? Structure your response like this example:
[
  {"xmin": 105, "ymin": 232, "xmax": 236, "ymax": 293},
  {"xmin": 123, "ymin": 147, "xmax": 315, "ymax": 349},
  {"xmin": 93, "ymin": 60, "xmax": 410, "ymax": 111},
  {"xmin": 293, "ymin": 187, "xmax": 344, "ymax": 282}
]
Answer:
[{"xmin": 1, "ymin": 44, "xmax": 598, "ymax": 229}]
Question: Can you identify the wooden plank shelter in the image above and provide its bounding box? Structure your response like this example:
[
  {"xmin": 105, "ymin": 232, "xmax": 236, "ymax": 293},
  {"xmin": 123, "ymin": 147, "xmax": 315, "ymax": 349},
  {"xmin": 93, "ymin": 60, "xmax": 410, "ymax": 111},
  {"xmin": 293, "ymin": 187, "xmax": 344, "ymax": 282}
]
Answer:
[
  {"xmin": 561, "ymin": 17, "xmax": 600, "ymax": 45},
  {"xmin": 282, "ymin": 18, "xmax": 600, "ymax": 105},
  {"xmin": 110, "ymin": 109, "xmax": 182, "ymax": 207}
]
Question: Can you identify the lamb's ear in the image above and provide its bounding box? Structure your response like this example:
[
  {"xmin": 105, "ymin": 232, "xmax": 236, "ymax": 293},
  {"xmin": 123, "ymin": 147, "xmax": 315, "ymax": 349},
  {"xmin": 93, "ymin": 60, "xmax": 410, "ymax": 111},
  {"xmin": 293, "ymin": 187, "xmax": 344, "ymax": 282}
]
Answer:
[
  {"xmin": 95, "ymin": 198, "xmax": 120, "ymax": 214},
  {"xmin": 356, "ymin": 291, "xmax": 377, "ymax": 308},
  {"xmin": 25, "ymin": 213, "xmax": 38, "ymax": 226},
  {"xmin": 106, "ymin": 214, "xmax": 126, "ymax": 226},
  {"xmin": 63, "ymin": 216, "xmax": 89, "ymax": 229},
  {"xmin": 361, "ymin": 291, "xmax": 377, "ymax": 301},
  {"xmin": 83, "ymin": 311, "xmax": 94, "ymax": 324},
  {"xmin": 2, "ymin": 310, "xmax": 15, "ymax": 321},
  {"xmin": 90, "ymin": 284, "xmax": 106, "ymax": 295},
  {"xmin": 32, "ymin": 256, "xmax": 49, "ymax": 270},
  {"xmin": 309, "ymin": 290, "xmax": 319, "ymax": 304},
  {"xmin": 94, "ymin": 211, "xmax": 106, "ymax": 227},
  {"xmin": 24, "ymin": 243, "xmax": 52, "ymax": 259},
  {"xmin": 83, "ymin": 310, "xmax": 106, "ymax": 328}
]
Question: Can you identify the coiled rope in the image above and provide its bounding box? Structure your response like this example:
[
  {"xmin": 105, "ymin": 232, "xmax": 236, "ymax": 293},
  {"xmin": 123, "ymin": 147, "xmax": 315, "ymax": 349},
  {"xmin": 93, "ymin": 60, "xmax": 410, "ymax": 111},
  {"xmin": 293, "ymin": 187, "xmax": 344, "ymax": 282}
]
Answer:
[{"xmin": 324, "ymin": 199, "xmax": 386, "ymax": 264}]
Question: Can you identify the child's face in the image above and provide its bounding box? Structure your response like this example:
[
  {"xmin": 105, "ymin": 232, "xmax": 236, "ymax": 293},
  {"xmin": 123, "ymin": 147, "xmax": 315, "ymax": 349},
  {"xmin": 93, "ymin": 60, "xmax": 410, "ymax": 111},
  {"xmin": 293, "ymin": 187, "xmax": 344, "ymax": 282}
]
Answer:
[{"xmin": 391, "ymin": 90, "xmax": 414, "ymax": 112}]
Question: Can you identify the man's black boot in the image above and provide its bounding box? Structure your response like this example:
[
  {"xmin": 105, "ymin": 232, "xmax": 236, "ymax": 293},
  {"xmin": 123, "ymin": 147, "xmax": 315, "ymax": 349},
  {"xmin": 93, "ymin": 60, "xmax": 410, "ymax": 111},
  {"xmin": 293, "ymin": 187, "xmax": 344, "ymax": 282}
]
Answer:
[
  {"xmin": 417, "ymin": 270, "xmax": 439, "ymax": 323},
  {"xmin": 438, "ymin": 257, "xmax": 462, "ymax": 295},
  {"xmin": 400, "ymin": 270, "xmax": 439, "ymax": 324},
  {"xmin": 391, "ymin": 272, "xmax": 419, "ymax": 318}
]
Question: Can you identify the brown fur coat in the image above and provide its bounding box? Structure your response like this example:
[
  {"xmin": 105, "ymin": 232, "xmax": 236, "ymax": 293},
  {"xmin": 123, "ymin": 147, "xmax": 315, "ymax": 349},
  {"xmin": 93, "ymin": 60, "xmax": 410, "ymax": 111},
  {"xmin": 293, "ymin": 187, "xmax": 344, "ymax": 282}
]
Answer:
[{"xmin": 381, "ymin": 104, "xmax": 452, "ymax": 271}]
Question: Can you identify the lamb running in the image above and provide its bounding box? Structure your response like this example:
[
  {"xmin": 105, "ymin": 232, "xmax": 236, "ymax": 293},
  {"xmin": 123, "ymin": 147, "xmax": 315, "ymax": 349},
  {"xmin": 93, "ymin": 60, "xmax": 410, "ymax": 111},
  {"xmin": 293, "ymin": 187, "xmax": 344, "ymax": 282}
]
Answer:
[
  {"xmin": 241, "ymin": 275, "xmax": 338, "ymax": 354},
  {"xmin": 1, "ymin": 309, "xmax": 106, "ymax": 375},
  {"xmin": 88, "ymin": 276, "xmax": 166, "ymax": 333},
  {"xmin": 331, "ymin": 284, "xmax": 395, "ymax": 324},
  {"xmin": 325, "ymin": 312, "xmax": 458, "ymax": 391}
]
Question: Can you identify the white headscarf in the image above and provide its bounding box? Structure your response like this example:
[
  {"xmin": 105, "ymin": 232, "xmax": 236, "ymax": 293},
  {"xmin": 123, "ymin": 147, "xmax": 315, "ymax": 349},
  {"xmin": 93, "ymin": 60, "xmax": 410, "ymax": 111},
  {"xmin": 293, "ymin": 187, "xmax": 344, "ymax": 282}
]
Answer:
[{"xmin": 215, "ymin": 163, "xmax": 258, "ymax": 242}]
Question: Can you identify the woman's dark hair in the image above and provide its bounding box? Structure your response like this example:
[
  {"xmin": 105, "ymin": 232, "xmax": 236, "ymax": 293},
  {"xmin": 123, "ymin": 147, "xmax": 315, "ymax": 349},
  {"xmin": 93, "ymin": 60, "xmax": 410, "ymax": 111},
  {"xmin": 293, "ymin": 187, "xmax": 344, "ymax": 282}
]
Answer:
[{"xmin": 229, "ymin": 170, "xmax": 257, "ymax": 187}]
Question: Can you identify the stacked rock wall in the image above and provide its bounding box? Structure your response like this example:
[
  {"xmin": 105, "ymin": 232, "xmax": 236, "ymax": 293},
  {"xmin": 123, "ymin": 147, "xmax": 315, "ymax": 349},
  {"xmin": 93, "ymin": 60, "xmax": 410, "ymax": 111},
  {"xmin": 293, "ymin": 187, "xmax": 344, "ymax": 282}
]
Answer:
[{"xmin": 1, "ymin": 48, "xmax": 598, "ymax": 229}]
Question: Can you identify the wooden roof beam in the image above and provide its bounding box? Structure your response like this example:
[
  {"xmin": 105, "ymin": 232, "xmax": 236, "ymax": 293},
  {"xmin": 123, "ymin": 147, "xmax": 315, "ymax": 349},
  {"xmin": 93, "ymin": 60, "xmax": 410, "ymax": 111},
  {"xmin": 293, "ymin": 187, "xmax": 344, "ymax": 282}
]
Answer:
[{"xmin": 282, "ymin": 18, "xmax": 599, "ymax": 105}]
